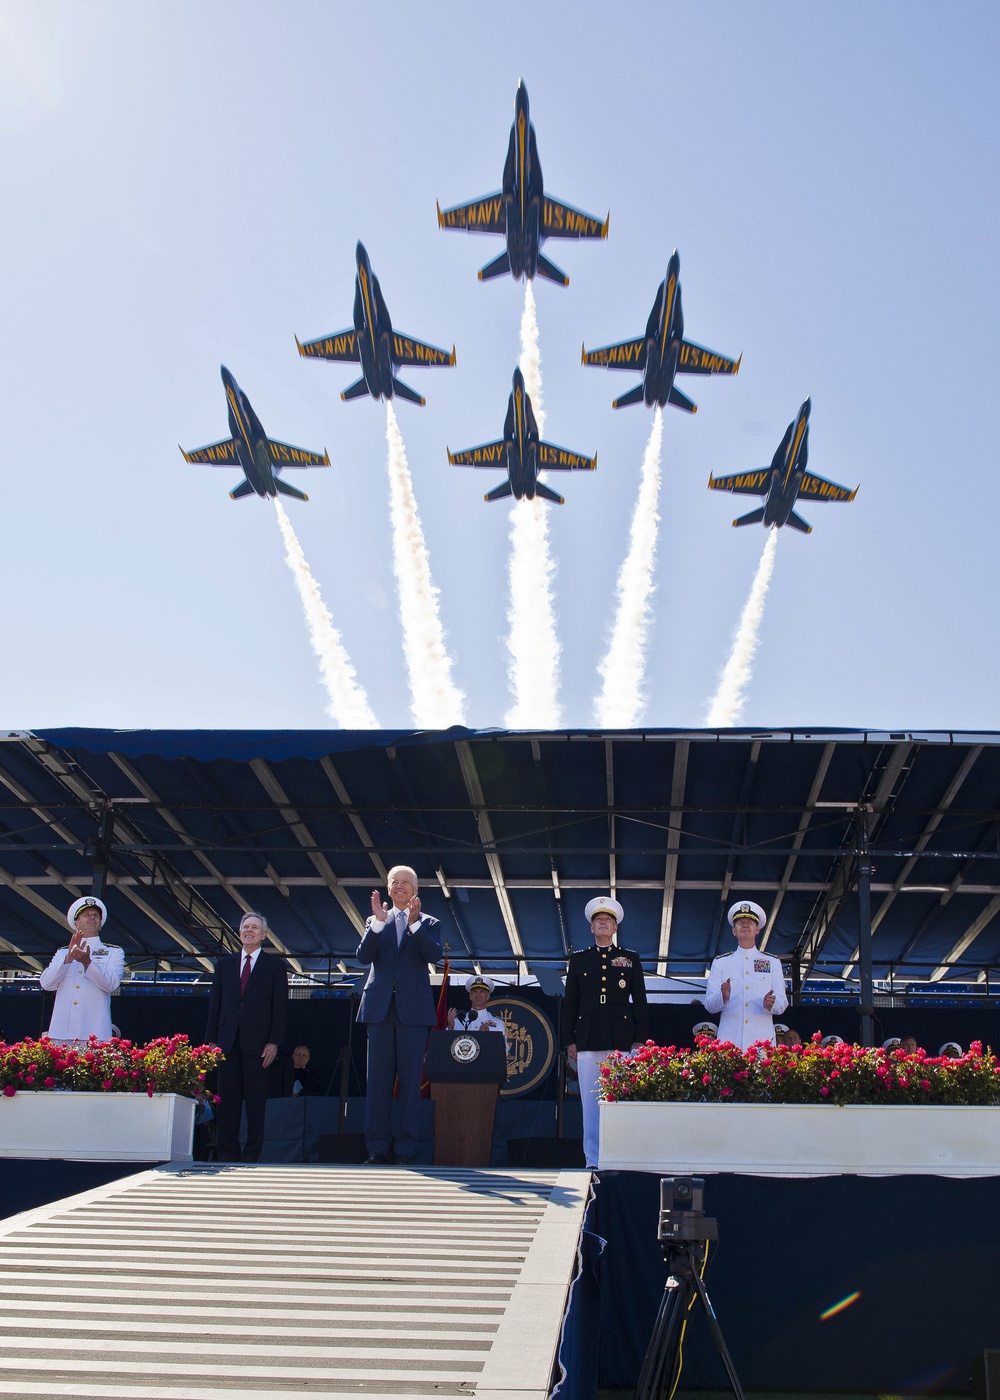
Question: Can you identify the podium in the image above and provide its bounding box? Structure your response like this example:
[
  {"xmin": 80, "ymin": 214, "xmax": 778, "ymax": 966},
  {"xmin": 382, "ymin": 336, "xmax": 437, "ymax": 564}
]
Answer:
[{"xmin": 425, "ymin": 1030, "xmax": 507, "ymax": 1167}]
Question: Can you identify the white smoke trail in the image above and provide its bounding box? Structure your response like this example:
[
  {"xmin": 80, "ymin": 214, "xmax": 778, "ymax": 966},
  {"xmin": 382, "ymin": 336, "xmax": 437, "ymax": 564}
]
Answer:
[
  {"xmin": 384, "ymin": 402, "xmax": 467, "ymax": 728},
  {"xmin": 504, "ymin": 282, "xmax": 562, "ymax": 728},
  {"xmin": 704, "ymin": 527, "xmax": 779, "ymax": 727},
  {"xmin": 594, "ymin": 408, "xmax": 664, "ymax": 726},
  {"xmin": 273, "ymin": 500, "xmax": 379, "ymax": 727}
]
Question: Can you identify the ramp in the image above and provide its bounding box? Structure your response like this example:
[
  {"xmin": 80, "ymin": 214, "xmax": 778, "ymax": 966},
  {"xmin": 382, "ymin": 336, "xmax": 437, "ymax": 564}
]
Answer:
[{"xmin": 0, "ymin": 1163, "xmax": 590, "ymax": 1400}]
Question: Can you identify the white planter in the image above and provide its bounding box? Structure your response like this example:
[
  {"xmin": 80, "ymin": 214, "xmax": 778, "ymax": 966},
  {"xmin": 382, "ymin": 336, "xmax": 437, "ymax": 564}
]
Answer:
[
  {"xmin": 598, "ymin": 1100, "xmax": 1000, "ymax": 1176},
  {"xmin": 0, "ymin": 1092, "xmax": 195, "ymax": 1162}
]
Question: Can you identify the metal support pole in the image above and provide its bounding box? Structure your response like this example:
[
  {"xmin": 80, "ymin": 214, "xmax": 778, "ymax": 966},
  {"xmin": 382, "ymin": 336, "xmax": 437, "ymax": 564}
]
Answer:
[
  {"xmin": 90, "ymin": 801, "xmax": 115, "ymax": 898},
  {"xmin": 857, "ymin": 804, "xmax": 875, "ymax": 1047}
]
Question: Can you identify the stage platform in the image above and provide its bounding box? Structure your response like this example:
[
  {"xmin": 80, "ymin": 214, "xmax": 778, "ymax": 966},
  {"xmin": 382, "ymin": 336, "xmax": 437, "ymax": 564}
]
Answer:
[{"xmin": 0, "ymin": 1163, "xmax": 591, "ymax": 1400}]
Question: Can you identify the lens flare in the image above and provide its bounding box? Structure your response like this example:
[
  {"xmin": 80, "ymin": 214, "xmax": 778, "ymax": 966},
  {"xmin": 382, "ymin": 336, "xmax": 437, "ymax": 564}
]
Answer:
[{"xmin": 819, "ymin": 1291, "xmax": 861, "ymax": 1320}]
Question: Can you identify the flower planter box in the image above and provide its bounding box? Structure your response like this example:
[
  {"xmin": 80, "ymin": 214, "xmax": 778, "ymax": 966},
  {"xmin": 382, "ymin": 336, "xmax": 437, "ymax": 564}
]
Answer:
[
  {"xmin": 598, "ymin": 1100, "xmax": 1000, "ymax": 1176},
  {"xmin": 0, "ymin": 1092, "xmax": 195, "ymax": 1162}
]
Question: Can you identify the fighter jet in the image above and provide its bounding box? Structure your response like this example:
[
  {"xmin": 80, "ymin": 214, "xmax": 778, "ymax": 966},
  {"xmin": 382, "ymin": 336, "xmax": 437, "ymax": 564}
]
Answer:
[
  {"xmin": 437, "ymin": 81, "xmax": 608, "ymax": 286},
  {"xmin": 295, "ymin": 242, "xmax": 455, "ymax": 405},
  {"xmin": 708, "ymin": 398, "xmax": 858, "ymax": 533},
  {"xmin": 180, "ymin": 366, "xmax": 329, "ymax": 502},
  {"xmin": 448, "ymin": 367, "xmax": 596, "ymax": 504},
  {"xmin": 582, "ymin": 250, "xmax": 740, "ymax": 410}
]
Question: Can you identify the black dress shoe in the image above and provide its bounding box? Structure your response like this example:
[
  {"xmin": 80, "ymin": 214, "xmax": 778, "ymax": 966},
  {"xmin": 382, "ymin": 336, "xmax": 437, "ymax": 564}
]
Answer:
[
  {"xmin": 364, "ymin": 1152, "xmax": 389, "ymax": 1165},
  {"xmin": 394, "ymin": 1155, "xmax": 413, "ymax": 1165}
]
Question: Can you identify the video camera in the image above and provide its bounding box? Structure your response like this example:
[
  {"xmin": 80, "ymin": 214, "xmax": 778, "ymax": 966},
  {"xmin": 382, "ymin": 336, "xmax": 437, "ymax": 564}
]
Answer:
[{"xmin": 657, "ymin": 1175, "xmax": 719, "ymax": 1245}]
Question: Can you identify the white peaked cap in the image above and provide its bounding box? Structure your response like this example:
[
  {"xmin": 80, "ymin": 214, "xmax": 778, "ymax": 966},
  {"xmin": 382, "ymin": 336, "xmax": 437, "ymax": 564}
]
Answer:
[
  {"xmin": 585, "ymin": 896, "xmax": 624, "ymax": 925},
  {"xmin": 67, "ymin": 896, "xmax": 107, "ymax": 931},
  {"xmin": 727, "ymin": 900, "xmax": 767, "ymax": 932}
]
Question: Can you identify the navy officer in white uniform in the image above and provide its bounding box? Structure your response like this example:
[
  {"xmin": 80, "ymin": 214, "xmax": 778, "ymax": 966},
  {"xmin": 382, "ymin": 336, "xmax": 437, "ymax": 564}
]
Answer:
[
  {"xmin": 704, "ymin": 900, "xmax": 787, "ymax": 1050},
  {"xmin": 448, "ymin": 975, "xmax": 509, "ymax": 1046},
  {"xmin": 39, "ymin": 897, "xmax": 125, "ymax": 1041}
]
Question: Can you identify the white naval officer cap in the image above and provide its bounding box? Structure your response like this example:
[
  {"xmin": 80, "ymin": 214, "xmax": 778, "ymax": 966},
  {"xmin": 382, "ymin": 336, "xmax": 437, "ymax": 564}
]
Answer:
[
  {"xmin": 67, "ymin": 896, "xmax": 107, "ymax": 931},
  {"xmin": 585, "ymin": 896, "xmax": 624, "ymax": 925},
  {"xmin": 727, "ymin": 900, "xmax": 767, "ymax": 932},
  {"xmin": 938, "ymin": 1042, "xmax": 963, "ymax": 1058},
  {"xmin": 466, "ymin": 974, "xmax": 494, "ymax": 994},
  {"xmin": 692, "ymin": 1021, "xmax": 718, "ymax": 1037}
]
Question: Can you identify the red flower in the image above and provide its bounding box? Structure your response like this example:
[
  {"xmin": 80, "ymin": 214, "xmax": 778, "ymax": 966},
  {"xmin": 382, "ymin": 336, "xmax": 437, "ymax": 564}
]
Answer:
[
  {"xmin": 2, "ymin": 1086, "xmax": 15, "ymax": 1097},
  {"xmin": 112, "ymin": 1068, "xmax": 126, "ymax": 1079},
  {"xmin": 820, "ymin": 1086, "xmax": 830, "ymax": 1097},
  {"xmin": 720, "ymin": 1087, "xmax": 733, "ymax": 1097},
  {"xmin": 101, "ymin": 1078, "xmax": 112, "ymax": 1090},
  {"xmin": 43, "ymin": 1077, "xmax": 56, "ymax": 1089},
  {"xmin": 702, "ymin": 1073, "xmax": 711, "ymax": 1085}
]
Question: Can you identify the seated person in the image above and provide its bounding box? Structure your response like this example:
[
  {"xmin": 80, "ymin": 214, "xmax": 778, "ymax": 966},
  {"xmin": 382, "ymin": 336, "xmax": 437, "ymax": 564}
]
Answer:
[
  {"xmin": 284, "ymin": 1044, "xmax": 322, "ymax": 1097},
  {"xmin": 774, "ymin": 1024, "xmax": 802, "ymax": 1047},
  {"xmin": 883, "ymin": 1036, "xmax": 901, "ymax": 1051},
  {"xmin": 898, "ymin": 1034, "xmax": 919, "ymax": 1055},
  {"xmin": 939, "ymin": 1041, "xmax": 963, "ymax": 1058},
  {"xmin": 448, "ymin": 975, "xmax": 508, "ymax": 1044},
  {"xmin": 692, "ymin": 1020, "xmax": 718, "ymax": 1041},
  {"xmin": 820, "ymin": 1034, "xmax": 843, "ymax": 1048}
]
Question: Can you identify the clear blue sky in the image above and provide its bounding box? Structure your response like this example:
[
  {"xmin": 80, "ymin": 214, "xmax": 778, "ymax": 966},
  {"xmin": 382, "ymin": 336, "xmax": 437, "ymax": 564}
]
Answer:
[{"xmin": 1, "ymin": 1, "xmax": 997, "ymax": 730}]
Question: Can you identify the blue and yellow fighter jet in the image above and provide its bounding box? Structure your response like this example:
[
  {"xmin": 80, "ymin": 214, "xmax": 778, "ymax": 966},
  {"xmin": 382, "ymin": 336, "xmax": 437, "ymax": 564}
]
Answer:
[
  {"xmin": 295, "ymin": 242, "xmax": 455, "ymax": 406},
  {"xmin": 708, "ymin": 398, "xmax": 859, "ymax": 533},
  {"xmin": 448, "ymin": 367, "xmax": 596, "ymax": 504},
  {"xmin": 582, "ymin": 250, "xmax": 740, "ymax": 410},
  {"xmin": 436, "ymin": 81, "xmax": 608, "ymax": 286},
  {"xmin": 180, "ymin": 366, "xmax": 329, "ymax": 502}
]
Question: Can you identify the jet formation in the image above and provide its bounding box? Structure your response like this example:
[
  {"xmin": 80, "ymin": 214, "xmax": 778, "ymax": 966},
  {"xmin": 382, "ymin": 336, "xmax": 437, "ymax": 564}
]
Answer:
[
  {"xmin": 183, "ymin": 82, "xmax": 859, "ymax": 533},
  {"xmin": 180, "ymin": 366, "xmax": 329, "ymax": 502},
  {"xmin": 437, "ymin": 81, "xmax": 608, "ymax": 286},
  {"xmin": 582, "ymin": 250, "xmax": 740, "ymax": 411},
  {"xmin": 296, "ymin": 241, "xmax": 455, "ymax": 405},
  {"xmin": 448, "ymin": 368, "xmax": 596, "ymax": 504},
  {"xmin": 708, "ymin": 398, "xmax": 858, "ymax": 533}
]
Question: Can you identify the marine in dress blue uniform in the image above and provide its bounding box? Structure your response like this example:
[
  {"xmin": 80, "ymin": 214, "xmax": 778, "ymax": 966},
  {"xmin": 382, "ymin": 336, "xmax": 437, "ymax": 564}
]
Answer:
[{"xmin": 564, "ymin": 897, "xmax": 649, "ymax": 1168}]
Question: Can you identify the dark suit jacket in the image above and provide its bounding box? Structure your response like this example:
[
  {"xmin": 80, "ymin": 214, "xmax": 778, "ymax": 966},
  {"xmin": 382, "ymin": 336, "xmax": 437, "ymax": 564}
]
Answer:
[
  {"xmin": 356, "ymin": 912, "xmax": 441, "ymax": 1026},
  {"xmin": 564, "ymin": 943, "xmax": 649, "ymax": 1052},
  {"xmin": 206, "ymin": 951, "xmax": 288, "ymax": 1056}
]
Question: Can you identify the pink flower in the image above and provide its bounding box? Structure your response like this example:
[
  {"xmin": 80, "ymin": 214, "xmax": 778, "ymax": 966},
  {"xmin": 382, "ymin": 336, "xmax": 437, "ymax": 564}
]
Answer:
[
  {"xmin": 43, "ymin": 1077, "xmax": 56, "ymax": 1089},
  {"xmin": 921, "ymin": 1079, "xmax": 931, "ymax": 1090},
  {"xmin": 820, "ymin": 1086, "xmax": 830, "ymax": 1097},
  {"xmin": 112, "ymin": 1068, "xmax": 126, "ymax": 1079},
  {"xmin": 2, "ymin": 1085, "xmax": 15, "ymax": 1097},
  {"xmin": 101, "ymin": 1078, "xmax": 112, "ymax": 1090},
  {"xmin": 721, "ymin": 1087, "xmax": 733, "ymax": 1097},
  {"xmin": 702, "ymin": 1073, "xmax": 711, "ymax": 1085}
]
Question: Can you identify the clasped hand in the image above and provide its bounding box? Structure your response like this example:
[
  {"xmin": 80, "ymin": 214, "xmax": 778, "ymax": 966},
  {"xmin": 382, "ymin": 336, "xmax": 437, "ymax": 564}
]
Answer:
[{"xmin": 370, "ymin": 889, "xmax": 421, "ymax": 926}]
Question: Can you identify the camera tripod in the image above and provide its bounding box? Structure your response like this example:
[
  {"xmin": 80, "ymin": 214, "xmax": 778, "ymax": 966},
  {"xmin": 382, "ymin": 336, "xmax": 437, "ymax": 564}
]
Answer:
[{"xmin": 634, "ymin": 1233, "xmax": 746, "ymax": 1400}]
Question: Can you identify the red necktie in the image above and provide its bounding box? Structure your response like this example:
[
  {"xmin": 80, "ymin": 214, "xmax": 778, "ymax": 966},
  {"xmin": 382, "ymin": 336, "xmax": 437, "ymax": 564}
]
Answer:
[{"xmin": 240, "ymin": 954, "xmax": 252, "ymax": 997}]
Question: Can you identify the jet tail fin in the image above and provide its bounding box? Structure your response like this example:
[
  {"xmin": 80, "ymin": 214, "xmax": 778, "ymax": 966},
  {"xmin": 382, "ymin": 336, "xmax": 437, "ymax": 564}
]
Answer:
[
  {"xmin": 484, "ymin": 479, "xmax": 514, "ymax": 502},
  {"xmin": 478, "ymin": 250, "xmax": 512, "ymax": 281},
  {"xmin": 535, "ymin": 253, "xmax": 569, "ymax": 287},
  {"xmin": 733, "ymin": 507, "xmax": 766, "ymax": 528},
  {"xmin": 340, "ymin": 377, "xmax": 371, "ymax": 402},
  {"xmin": 275, "ymin": 477, "xmax": 309, "ymax": 502},
  {"xmin": 668, "ymin": 385, "xmax": 697, "ymax": 413},
  {"xmin": 786, "ymin": 510, "xmax": 812, "ymax": 534},
  {"xmin": 391, "ymin": 376, "xmax": 426, "ymax": 406},
  {"xmin": 612, "ymin": 383, "xmax": 645, "ymax": 409},
  {"xmin": 534, "ymin": 480, "xmax": 565, "ymax": 504},
  {"xmin": 229, "ymin": 479, "xmax": 256, "ymax": 501}
]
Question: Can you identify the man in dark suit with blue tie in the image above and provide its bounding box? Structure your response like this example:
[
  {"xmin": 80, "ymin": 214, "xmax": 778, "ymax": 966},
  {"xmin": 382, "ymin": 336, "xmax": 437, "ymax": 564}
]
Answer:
[
  {"xmin": 358, "ymin": 865, "xmax": 442, "ymax": 1164},
  {"xmin": 206, "ymin": 912, "xmax": 288, "ymax": 1162}
]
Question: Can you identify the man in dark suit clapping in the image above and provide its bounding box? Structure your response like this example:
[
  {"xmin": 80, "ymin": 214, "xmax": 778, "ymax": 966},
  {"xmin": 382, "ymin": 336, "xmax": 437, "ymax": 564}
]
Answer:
[
  {"xmin": 207, "ymin": 912, "xmax": 288, "ymax": 1162},
  {"xmin": 358, "ymin": 865, "xmax": 441, "ymax": 1165}
]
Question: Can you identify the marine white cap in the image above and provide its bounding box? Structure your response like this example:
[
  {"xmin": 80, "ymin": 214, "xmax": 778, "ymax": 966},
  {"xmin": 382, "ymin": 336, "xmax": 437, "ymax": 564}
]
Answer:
[
  {"xmin": 466, "ymin": 974, "xmax": 494, "ymax": 994},
  {"xmin": 585, "ymin": 896, "xmax": 624, "ymax": 925},
  {"xmin": 727, "ymin": 899, "xmax": 767, "ymax": 932},
  {"xmin": 67, "ymin": 896, "xmax": 107, "ymax": 931}
]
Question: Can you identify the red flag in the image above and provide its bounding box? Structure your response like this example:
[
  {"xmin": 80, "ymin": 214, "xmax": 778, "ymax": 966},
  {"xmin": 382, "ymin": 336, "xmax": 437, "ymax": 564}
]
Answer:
[{"xmin": 420, "ymin": 958, "xmax": 450, "ymax": 1097}]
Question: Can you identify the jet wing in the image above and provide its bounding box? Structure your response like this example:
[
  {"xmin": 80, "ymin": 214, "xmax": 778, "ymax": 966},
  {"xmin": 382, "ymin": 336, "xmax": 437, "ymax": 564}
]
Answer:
[
  {"xmin": 295, "ymin": 330, "xmax": 360, "ymax": 363},
  {"xmin": 437, "ymin": 194, "xmax": 506, "ymax": 234},
  {"xmin": 181, "ymin": 438, "xmax": 241, "ymax": 466},
  {"xmin": 537, "ymin": 442, "xmax": 597, "ymax": 471},
  {"xmin": 266, "ymin": 439, "xmax": 330, "ymax": 468},
  {"xmin": 677, "ymin": 340, "xmax": 742, "ymax": 376},
  {"xmin": 448, "ymin": 441, "xmax": 506, "ymax": 467},
  {"xmin": 796, "ymin": 471, "xmax": 858, "ymax": 503},
  {"xmin": 542, "ymin": 197, "xmax": 608, "ymax": 241},
  {"xmin": 707, "ymin": 469, "xmax": 770, "ymax": 496},
  {"xmin": 392, "ymin": 333, "xmax": 456, "ymax": 369},
  {"xmin": 581, "ymin": 337, "xmax": 646, "ymax": 370}
]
